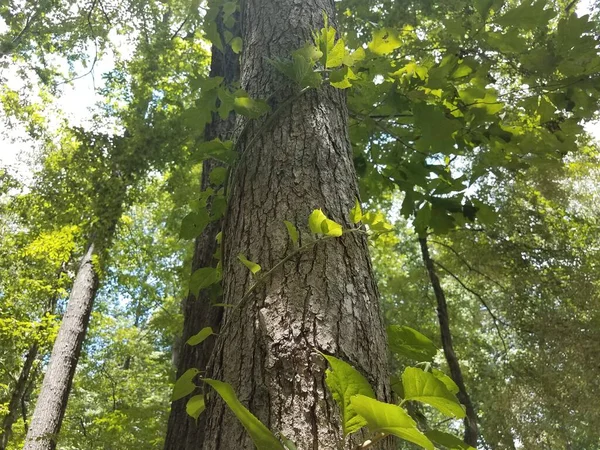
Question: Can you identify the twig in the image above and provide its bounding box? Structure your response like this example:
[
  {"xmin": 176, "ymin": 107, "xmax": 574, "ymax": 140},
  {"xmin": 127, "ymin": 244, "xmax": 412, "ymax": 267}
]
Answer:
[{"xmin": 433, "ymin": 260, "xmax": 509, "ymax": 355}]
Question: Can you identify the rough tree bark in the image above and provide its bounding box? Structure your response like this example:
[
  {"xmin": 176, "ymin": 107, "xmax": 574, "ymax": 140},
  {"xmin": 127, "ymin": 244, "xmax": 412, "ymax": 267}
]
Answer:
[
  {"xmin": 202, "ymin": 1, "xmax": 391, "ymax": 448},
  {"xmin": 419, "ymin": 237, "xmax": 479, "ymax": 447},
  {"xmin": 163, "ymin": 12, "xmax": 240, "ymax": 448},
  {"xmin": 23, "ymin": 244, "xmax": 101, "ymax": 450}
]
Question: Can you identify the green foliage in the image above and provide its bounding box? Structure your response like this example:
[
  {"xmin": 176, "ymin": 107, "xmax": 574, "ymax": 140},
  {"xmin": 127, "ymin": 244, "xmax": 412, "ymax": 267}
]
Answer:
[
  {"xmin": 401, "ymin": 367, "xmax": 465, "ymax": 418},
  {"xmin": 202, "ymin": 379, "xmax": 284, "ymax": 450},
  {"xmin": 237, "ymin": 254, "xmax": 262, "ymax": 275},
  {"xmin": 172, "ymin": 369, "xmax": 200, "ymax": 402},
  {"xmin": 186, "ymin": 327, "xmax": 215, "ymax": 346},
  {"xmin": 387, "ymin": 325, "xmax": 438, "ymax": 362},
  {"xmin": 350, "ymin": 395, "xmax": 433, "ymax": 449},
  {"xmin": 186, "ymin": 395, "xmax": 206, "ymax": 421},
  {"xmin": 323, "ymin": 354, "xmax": 375, "ymax": 436}
]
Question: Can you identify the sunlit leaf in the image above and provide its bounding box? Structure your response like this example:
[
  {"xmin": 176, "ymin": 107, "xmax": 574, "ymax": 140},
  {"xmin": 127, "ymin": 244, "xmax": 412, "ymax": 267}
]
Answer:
[
  {"xmin": 323, "ymin": 354, "xmax": 375, "ymax": 436},
  {"xmin": 203, "ymin": 379, "xmax": 284, "ymax": 449}
]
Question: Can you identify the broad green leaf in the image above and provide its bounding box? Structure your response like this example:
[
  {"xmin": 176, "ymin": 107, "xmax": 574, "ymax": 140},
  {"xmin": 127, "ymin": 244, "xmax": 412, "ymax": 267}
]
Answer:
[
  {"xmin": 186, "ymin": 327, "xmax": 214, "ymax": 346},
  {"xmin": 203, "ymin": 379, "xmax": 284, "ymax": 450},
  {"xmin": 326, "ymin": 39, "xmax": 347, "ymax": 68},
  {"xmin": 330, "ymin": 66, "xmax": 357, "ymax": 89},
  {"xmin": 350, "ymin": 395, "xmax": 434, "ymax": 450},
  {"xmin": 283, "ymin": 220, "xmax": 299, "ymax": 244},
  {"xmin": 321, "ymin": 219, "xmax": 343, "ymax": 237},
  {"xmin": 432, "ymin": 369, "xmax": 459, "ymax": 395},
  {"xmin": 323, "ymin": 354, "xmax": 375, "ymax": 436},
  {"xmin": 209, "ymin": 167, "xmax": 228, "ymax": 186},
  {"xmin": 368, "ymin": 29, "xmax": 401, "ymax": 55},
  {"xmin": 475, "ymin": 0, "xmax": 495, "ymax": 19},
  {"xmin": 234, "ymin": 94, "xmax": 271, "ymax": 119},
  {"xmin": 230, "ymin": 37, "xmax": 242, "ymax": 54},
  {"xmin": 402, "ymin": 367, "xmax": 465, "ymax": 418},
  {"xmin": 186, "ymin": 395, "xmax": 206, "ymax": 420},
  {"xmin": 280, "ymin": 436, "xmax": 297, "ymax": 450},
  {"xmin": 362, "ymin": 211, "xmax": 393, "ymax": 232},
  {"xmin": 195, "ymin": 139, "xmax": 237, "ymax": 164},
  {"xmin": 210, "ymin": 195, "xmax": 227, "ymax": 220},
  {"xmin": 238, "ymin": 254, "xmax": 261, "ymax": 274},
  {"xmin": 180, "ymin": 210, "xmax": 210, "ymax": 240},
  {"xmin": 387, "ymin": 325, "xmax": 437, "ymax": 362},
  {"xmin": 425, "ymin": 430, "xmax": 476, "ymax": 450},
  {"xmin": 172, "ymin": 368, "xmax": 200, "ymax": 401},
  {"xmin": 349, "ymin": 199, "xmax": 362, "ymax": 224},
  {"xmin": 190, "ymin": 267, "xmax": 221, "ymax": 297},
  {"xmin": 308, "ymin": 209, "xmax": 328, "ymax": 234},
  {"xmin": 414, "ymin": 203, "xmax": 432, "ymax": 237}
]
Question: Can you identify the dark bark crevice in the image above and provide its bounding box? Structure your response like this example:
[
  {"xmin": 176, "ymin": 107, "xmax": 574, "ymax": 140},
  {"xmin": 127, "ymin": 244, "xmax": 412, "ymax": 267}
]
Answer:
[{"xmin": 418, "ymin": 237, "xmax": 479, "ymax": 448}]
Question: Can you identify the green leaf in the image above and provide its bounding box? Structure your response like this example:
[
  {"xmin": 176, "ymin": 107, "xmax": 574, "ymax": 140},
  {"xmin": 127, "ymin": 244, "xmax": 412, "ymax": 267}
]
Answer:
[
  {"xmin": 203, "ymin": 379, "xmax": 284, "ymax": 450},
  {"xmin": 402, "ymin": 367, "xmax": 465, "ymax": 418},
  {"xmin": 323, "ymin": 354, "xmax": 375, "ymax": 436},
  {"xmin": 281, "ymin": 437, "xmax": 297, "ymax": 450},
  {"xmin": 230, "ymin": 37, "xmax": 243, "ymax": 54},
  {"xmin": 387, "ymin": 325, "xmax": 437, "ymax": 362},
  {"xmin": 362, "ymin": 211, "xmax": 393, "ymax": 232},
  {"xmin": 195, "ymin": 139, "xmax": 238, "ymax": 164},
  {"xmin": 349, "ymin": 199, "xmax": 362, "ymax": 224},
  {"xmin": 350, "ymin": 395, "xmax": 434, "ymax": 450},
  {"xmin": 432, "ymin": 369, "xmax": 459, "ymax": 395},
  {"xmin": 186, "ymin": 395, "xmax": 206, "ymax": 421},
  {"xmin": 330, "ymin": 66, "xmax": 357, "ymax": 89},
  {"xmin": 283, "ymin": 220, "xmax": 299, "ymax": 244},
  {"xmin": 180, "ymin": 210, "xmax": 210, "ymax": 240},
  {"xmin": 238, "ymin": 254, "xmax": 261, "ymax": 274},
  {"xmin": 321, "ymin": 219, "xmax": 343, "ymax": 237},
  {"xmin": 190, "ymin": 267, "xmax": 222, "ymax": 297},
  {"xmin": 475, "ymin": 0, "xmax": 495, "ymax": 19},
  {"xmin": 414, "ymin": 203, "xmax": 432, "ymax": 237},
  {"xmin": 172, "ymin": 368, "xmax": 200, "ymax": 401},
  {"xmin": 308, "ymin": 209, "xmax": 328, "ymax": 234},
  {"xmin": 209, "ymin": 167, "xmax": 228, "ymax": 186},
  {"xmin": 233, "ymin": 94, "xmax": 271, "ymax": 119},
  {"xmin": 368, "ymin": 29, "xmax": 401, "ymax": 55},
  {"xmin": 425, "ymin": 430, "xmax": 476, "ymax": 450},
  {"xmin": 186, "ymin": 327, "xmax": 215, "ymax": 346},
  {"xmin": 326, "ymin": 39, "xmax": 347, "ymax": 68}
]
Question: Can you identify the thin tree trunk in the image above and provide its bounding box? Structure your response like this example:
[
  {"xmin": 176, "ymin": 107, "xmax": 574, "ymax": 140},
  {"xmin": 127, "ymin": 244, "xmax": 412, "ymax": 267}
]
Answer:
[
  {"xmin": 1, "ymin": 267, "xmax": 63, "ymax": 450},
  {"xmin": 202, "ymin": 1, "xmax": 390, "ymax": 448},
  {"xmin": 0, "ymin": 344, "xmax": 38, "ymax": 450},
  {"xmin": 418, "ymin": 237, "xmax": 479, "ymax": 447},
  {"xmin": 163, "ymin": 9, "xmax": 240, "ymax": 450},
  {"xmin": 23, "ymin": 244, "xmax": 100, "ymax": 450}
]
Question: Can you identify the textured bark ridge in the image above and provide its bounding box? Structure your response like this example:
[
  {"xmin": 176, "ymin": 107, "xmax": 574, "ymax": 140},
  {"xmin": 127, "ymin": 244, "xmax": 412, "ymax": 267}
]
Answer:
[
  {"xmin": 24, "ymin": 245, "xmax": 99, "ymax": 450},
  {"xmin": 163, "ymin": 11, "xmax": 240, "ymax": 450},
  {"xmin": 419, "ymin": 238, "xmax": 479, "ymax": 447},
  {"xmin": 202, "ymin": 1, "xmax": 391, "ymax": 448}
]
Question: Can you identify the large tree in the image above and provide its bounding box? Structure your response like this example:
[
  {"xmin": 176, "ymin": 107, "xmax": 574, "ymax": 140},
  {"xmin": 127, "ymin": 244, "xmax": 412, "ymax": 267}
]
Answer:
[{"xmin": 199, "ymin": 1, "xmax": 391, "ymax": 448}]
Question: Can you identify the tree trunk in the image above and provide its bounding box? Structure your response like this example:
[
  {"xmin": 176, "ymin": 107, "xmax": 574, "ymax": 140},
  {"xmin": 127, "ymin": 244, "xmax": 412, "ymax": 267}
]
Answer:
[
  {"xmin": 202, "ymin": 1, "xmax": 391, "ymax": 448},
  {"xmin": 418, "ymin": 237, "xmax": 479, "ymax": 448},
  {"xmin": 1, "ymin": 269, "xmax": 63, "ymax": 450},
  {"xmin": 23, "ymin": 244, "xmax": 101, "ymax": 450},
  {"xmin": 163, "ymin": 10, "xmax": 240, "ymax": 450},
  {"xmin": 0, "ymin": 344, "xmax": 38, "ymax": 450}
]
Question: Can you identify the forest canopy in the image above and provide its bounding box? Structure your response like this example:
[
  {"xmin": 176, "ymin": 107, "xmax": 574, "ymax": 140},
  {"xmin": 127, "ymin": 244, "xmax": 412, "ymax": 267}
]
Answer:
[{"xmin": 1, "ymin": 0, "xmax": 599, "ymax": 449}]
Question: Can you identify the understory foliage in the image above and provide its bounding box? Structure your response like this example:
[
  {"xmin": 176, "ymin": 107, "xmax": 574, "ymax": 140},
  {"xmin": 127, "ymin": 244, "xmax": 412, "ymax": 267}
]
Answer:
[{"xmin": 1, "ymin": 0, "xmax": 600, "ymax": 448}]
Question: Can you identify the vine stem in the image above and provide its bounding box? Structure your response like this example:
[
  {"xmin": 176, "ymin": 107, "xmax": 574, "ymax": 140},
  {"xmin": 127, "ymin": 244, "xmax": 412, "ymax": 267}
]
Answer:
[
  {"xmin": 218, "ymin": 227, "xmax": 367, "ymax": 334},
  {"xmin": 354, "ymin": 433, "xmax": 387, "ymax": 449}
]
